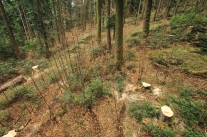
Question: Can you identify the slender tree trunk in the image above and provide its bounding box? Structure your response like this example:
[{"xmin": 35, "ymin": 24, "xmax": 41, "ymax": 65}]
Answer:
[
  {"xmin": 153, "ymin": 0, "xmax": 159, "ymax": 21},
  {"xmin": 143, "ymin": 0, "xmax": 152, "ymax": 37},
  {"xmin": 138, "ymin": 0, "xmax": 142, "ymax": 14},
  {"xmin": 107, "ymin": 0, "xmax": 112, "ymax": 50},
  {"xmin": 157, "ymin": 0, "xmax": 163, "ymax": 14},
  {"xmin": 102, "ymin": 10, "xmax": 105, "ymax": 27},
  {"xmin": 97, "ymin": 0, "xmax": 101, "ymax": 45},
  {"xmin": 22, "ymin": 5, "xmax": 33, "ymax": 39},
  {"xmin": 36, "ymin": 0, "xmax": 50, "ymax": 57},
  {"xmin": 141, "ymin": 0, "xmax": 146, "ymax": 20},
  {"xmin": 17, "ymin": 6, "xmax": 29, "ymax": 40},
  {"xmin": 0, "ymin": 1, "xmax": 21, "ymax": 60},
  {"xmin": 164, "ymin": 0, "xmax": 172, "ymax": 19},
  {"xmin": 52, "ymin": 0, "xmax": 61, "ymax": 43},
  {"xmin": 115, "ymin": 0, "xmax": 124, "ymax": 70},
  {"xmin": 174, "ymin": 0, "xmax": 180, "ymax": 16},
  {"xmin": 94, "ymin": 0, "xmax": 97, "ymax": 25},
  {"xmin": 183, "ymin": 0, "xmax": 189, "ymax": 10}
]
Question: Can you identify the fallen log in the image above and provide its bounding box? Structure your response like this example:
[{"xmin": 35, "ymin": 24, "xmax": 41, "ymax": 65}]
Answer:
[{"xmin": 0, "ymin": 75, "xmax": 26, "ymax": 93}]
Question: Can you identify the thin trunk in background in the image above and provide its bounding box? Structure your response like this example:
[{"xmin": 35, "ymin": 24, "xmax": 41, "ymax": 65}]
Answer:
[
  {"xmin": 183, "ymin": 0, "xmax": 189, "ymax": 11},
  {"xmin": 115, "ymin": 0, "xmax": 124, "ymax": 70},
  {"xmin": 36, "ymin": 0, "xmax": 50, "ymax": 57},
  {"xmin": 143, "ymin": 0, "xmax": 152, "ymax": 37},
  {"xmin": 174, "ymin": 0, "xmax": 180, "ymax": 16},
  {"xmin": 52, "ymin": 0, "xmax": 61, "ymax": 43},
  {"xmin": 141, "ymin": 0, "xmax": 146, "ymax": 20},
  {"xmin": 97, "ymin": 0, "xmax": 101, "ymax": 45},
  {"xmin": 0, "ymin": 0, "xmax": 21, "ymax": 60},
  {"xmin": 107, "ymin": 0, "xmax": 111, "ymax": 50},
  {"xmin": 164, "ymin": 0, "xmax": 172, "ymax": 19}
]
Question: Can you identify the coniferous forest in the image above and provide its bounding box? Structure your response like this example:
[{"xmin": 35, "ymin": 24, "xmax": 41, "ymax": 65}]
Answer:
[{"xmin": 0, "ymin": 0, "xmax": 207, "ymax": 136}]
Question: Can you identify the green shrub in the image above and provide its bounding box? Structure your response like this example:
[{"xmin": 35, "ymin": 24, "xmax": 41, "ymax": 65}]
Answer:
[
  {"xmin": 0, "ymin": 99, "xmax": 9, "ymax": 109},
  {"xmin": 10, "ymin": 86, "xmax": 35, "ymax": 102},
  {"xmin": 84, "ymin": 77, "xmax": 111, "ymax": 107},
  {"xmin": 49, "ymin": 73, "xmax": 61, "ymax": 84},
  {"xmin": 126, "ymin": 62, "xmax": 136, "ymax": 70},
  {"xmin": 127, "ymin": 102, "xmax": 156, "ymax": 122},
  {"xmin": 0, "ymin": 59, "xmax": 18, "ymax": 83},
  {"xmin": 124, "ymin": 50, "xmax": 135, "ymax": 61},
  {"xmin": 0, "ymin": 127, "xmax": 6, "ymax": 136},
  {"xmin": 143, "ymin": 124, "xmax": 175, "ymax": 137},
  {"xmin": 126, "ymin": 37, "xmax": 140, "ymax": 47},
  {"xmin": 170, "ymin": 11, "xmax": 207, "ymax": 52},
  {"xmin": 19, "ymin": 60, "xmax": 35, "ymax": 74},
  {"xmin": 79, "ymin": 35, "xmax": 93, "ymax": 44},
  {"xmin": 89, "ymin": 46, "xmax": 103, "ymax": 58},
  {"xmin": 0, "ymin": 110, "xmax": 10, "ymax": 121},
  {"xmin": 37, "ymin": 58, "xmax": 48, "ymax": 69},
  {"xmin": 131, "ymin": 32, "xmax": 140, "ymax": 37},
  {"xmin": 182, "ymin": 127, "xmax": 206, "ymax": 137},
  {"xmin": 169, "ymin": 95, "xmax": 207, "ymax": 127}
]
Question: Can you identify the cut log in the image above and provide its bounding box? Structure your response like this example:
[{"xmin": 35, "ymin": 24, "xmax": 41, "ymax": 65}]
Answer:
[
  {"xmin": 159, "ymin": 105, "xmax": 174, "ymax": 122},
  {"xmin": 142, "ymin": 82, "xmax": 151, "ymax": 88},
  {"xmin": 2, "ymin": 129, "xmax": 17, "ymax": 137},
  {"xmin": 0, "ymin": 75, "xmax": 26, "ymax": 93}
]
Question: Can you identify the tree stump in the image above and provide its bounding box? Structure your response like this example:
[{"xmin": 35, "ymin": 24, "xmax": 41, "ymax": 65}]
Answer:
[{"xmin": 159, "ymin": 105, "xmax": 174, "ymax": 122}]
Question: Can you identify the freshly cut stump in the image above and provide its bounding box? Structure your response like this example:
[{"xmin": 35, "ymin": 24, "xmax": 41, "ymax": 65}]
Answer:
[{"xmin": 159, "ymin": 105, "xmax": 174, "ymax": 122}]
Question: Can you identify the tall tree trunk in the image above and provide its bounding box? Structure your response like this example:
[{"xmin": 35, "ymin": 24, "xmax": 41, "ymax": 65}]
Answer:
[
  {"xmin": 17, "ymin": 6, "xmax": 29, "ymax": 40},
  {"xmin": 115, "ymin": 0, "xmax": 124, "ymax": 70},
  {"xmin": 52, "ymin": 0, "xmax": 61, "ymax": 43},
  {"xmin": 97, "ymin": 0, "xmax": 101, "ymax": 45},
  {"xmin": 157, "ymin": 0, "xmax": 163, "ymax": 14},
  {"xmin": 57, "ymin": 0, "xmax": 65, "ymax": 46},
  {"xmin": 164, "ymin": 0, "xmax": 172, "ymax": 19},
  {"xmin": 0, "ymin": 1, "xmax": 21, "ymax": 60},
  {"xmin": 153, "ymin": 0, "xmax": 159, "ymax": 21},
  {"xmin": 183, "ymin": 0, "xmax": 189, "ymax": 11},
  {"xmin": 174, "ymin": 0, "xmax": 180, "ymax": 16},
  {"xmin": 36, "ymin": 0, "xmax": 50, "ymax": 57},
  {"xmin": 22, "ymin": 5, "xmax": 33, "ymax": 39},
  {"xmin": 143, "ymin": 0, "xmax": 152, "ymax": 37},
  {"xmin": 141, "ymin": 0, "xmax": 146, "ymax": 20},
  {"xmin": 138, "ymin": 0, "xmax": 142, "ymax": 14},
  {"xmin": 107, "ymin": 0, "xmax": 112, "ymax": 50}
]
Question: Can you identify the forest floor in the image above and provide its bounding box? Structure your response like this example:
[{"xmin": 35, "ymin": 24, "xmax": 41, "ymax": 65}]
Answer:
[{"xmin": 1, "ymin": 18, "xmax": 207, "ymax": 137}]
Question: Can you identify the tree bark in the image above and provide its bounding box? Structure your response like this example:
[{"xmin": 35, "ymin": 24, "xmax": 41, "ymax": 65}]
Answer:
[
  {"xmin": 164, "ymin": 0, "xmax": 172, "ymax": 19},
  {"xmin": 174, "ymin": 0, "xmax": 180, "ymax": 16},
  {"xmin": 36, "ymin": 0, "xmax": 50, "ymax": 57},
  {"xmin": 0, "ymin": 0, "xmax": 21, "ymax": 60},
  {"xmin": 52, "ymin": 0, "xmax": 61, "ymax": 43},
  {"xmin": 115, "ymin": 0, "xmax": 124, "ymax": 70},
  {"xmin": 107, "ymin": 0, "xmax": 112, "ymax": 50},
  {"xmin": 143, "ymin": 0, "xmax": 152, "ymax": 37},
  {"xmin": 157, "ymin": 0, "xmax": 163, "ymax": 14},
  {"xmin": 22, "ymin": 5, "xmax": 33, "ymax": 39},
  {"xmin": 141, "ymin": 0, "xmax": 146, "ymax": 20},
  {"xmin": 153, "ymin": 0, "xmax": 159, "ymax": 21},
  {"xmin": 183, "ymin": 0, "xmax": 189, "ymax": 11},
  {"xmin": 17, "ymin": 5, "xmax": 29, "ymax": 41},
  {"xmin": 97, "ymin": 0, "xmax": 101, "ymax": 45}
]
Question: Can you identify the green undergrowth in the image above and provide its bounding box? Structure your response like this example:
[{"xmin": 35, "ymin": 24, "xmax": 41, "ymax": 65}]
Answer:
[
  {"xmin": 166, "ymin": 85, "xmax": 207, "ymax": 136},
  {"xmin": 0, "ymin": 59, "xmax": 19, "ymax": 83},
  {"xmin": 62, "ymin": 77, "xmax": 111, "ymax": 108},
  {"xmin": 150, "ymin": 46, "xmax": 207, "ymax": 74},
  {"xmin": 170, "ymin": 10, "xmax": 207, "ymax": 52},
  {"xmin": 143, "ymin": 124, "xmax": 175, "ymax": 137},
  {"xmin": 127, "ymin": 101, "xmax": 157, "ymax": 122},
  {"xmin": 0, "ymin": 85, "xmax": 38, "ymax": 110},
  {"xmin": 79, "ymin": 35, "xmax": 93, "ymax": 44}
]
